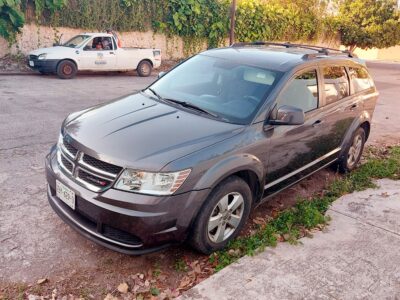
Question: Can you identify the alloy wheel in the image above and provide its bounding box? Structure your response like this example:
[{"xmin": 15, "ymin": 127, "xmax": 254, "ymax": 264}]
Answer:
[
  {"xmin": 207, "ymin": 192, "xmax": 244, "ymax": 243},
  {"xmin": 347, "ymin": 133, "xmax": 363, "ymax": 168}
]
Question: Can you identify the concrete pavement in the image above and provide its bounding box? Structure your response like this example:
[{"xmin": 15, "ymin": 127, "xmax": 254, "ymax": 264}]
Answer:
[{"xmin": 180, "ymin": 179, "xmax": 400, "ymax": 300}]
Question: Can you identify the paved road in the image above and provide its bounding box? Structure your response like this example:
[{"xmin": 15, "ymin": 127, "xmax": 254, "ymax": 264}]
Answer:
[
  {"xmin": 0, "ymin": 63, "xmax": 399, "ymax": 283},
  {"xmin": 180, "ymin": 179, "xmax": 400, "ymax": 300}
]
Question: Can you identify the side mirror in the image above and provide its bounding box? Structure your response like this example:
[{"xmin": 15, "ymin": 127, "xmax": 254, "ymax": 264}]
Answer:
[
  {"xmin": 269, "ymin": 105, "xmax": 305, "ymax": 125},
  {"xmin": 158, "ymin": 71, "xmax": 166, "ymax": 79}
]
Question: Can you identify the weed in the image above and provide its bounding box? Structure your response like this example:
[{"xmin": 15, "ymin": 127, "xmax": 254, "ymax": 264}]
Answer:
[
  {"xmin": 211, "ymin": 146, "xmax": 400, "ymax": 271},
  {"xmin": 174, "ymin": 258, "xmax": 188, "ymax": 272}
]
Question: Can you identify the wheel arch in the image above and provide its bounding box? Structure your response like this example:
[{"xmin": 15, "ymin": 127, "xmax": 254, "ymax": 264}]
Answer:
[{"xmin": 57, "ymin": 58, "xmax": 78, "ymax": 69}]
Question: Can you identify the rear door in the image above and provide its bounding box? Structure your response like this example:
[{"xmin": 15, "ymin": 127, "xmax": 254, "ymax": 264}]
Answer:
[
  {"xmin": 264, "ymin": 67, "xmax": 332, "ymax": 196},
  {"xmin": 317, "ymin": 64, "xmax": 360, "ymax": 152}
]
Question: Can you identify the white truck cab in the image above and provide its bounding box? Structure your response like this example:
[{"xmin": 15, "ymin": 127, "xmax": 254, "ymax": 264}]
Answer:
[{"xmin": 28, "ymin": 33, "xmax": 161, "ymax": 79}]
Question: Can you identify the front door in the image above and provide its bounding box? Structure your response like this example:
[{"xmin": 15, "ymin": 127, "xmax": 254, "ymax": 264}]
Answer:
[
  {"xmin": 263, "ymin": 67, "xmax": 338, "ymax": 196},
  {"xmin": 78, "ymin": 36, "xmax": 117, "ymax": 70}
]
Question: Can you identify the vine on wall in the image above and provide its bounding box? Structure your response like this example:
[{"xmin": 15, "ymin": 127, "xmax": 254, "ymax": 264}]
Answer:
[{"xmin": 2, "ymin": 0, "xmax": 339, "ymax": 53}]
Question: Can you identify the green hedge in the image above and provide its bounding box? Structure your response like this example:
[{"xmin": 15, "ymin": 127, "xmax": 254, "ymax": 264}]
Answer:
[{"xmin": 2, "ymin": 0, "xmax": 337, "ymax": 50}]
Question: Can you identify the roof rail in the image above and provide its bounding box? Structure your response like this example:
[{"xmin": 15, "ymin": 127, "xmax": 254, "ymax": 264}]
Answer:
[{"xmin": 230, "ymin": 41, "xmax": 357, "ymax": 58}]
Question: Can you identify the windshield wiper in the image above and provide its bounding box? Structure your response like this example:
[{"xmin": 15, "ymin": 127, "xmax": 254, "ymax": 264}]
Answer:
[
  {"xmin": 146, "ymin": 88, "xmax": 220, "ymax": 119},
  {"xmin": 163, "ymin": 98, "xmax": 220, "ymax": 118},
  {"xmin": 147, "ymin": 87, "xmax": 162, "ymax": 101}
]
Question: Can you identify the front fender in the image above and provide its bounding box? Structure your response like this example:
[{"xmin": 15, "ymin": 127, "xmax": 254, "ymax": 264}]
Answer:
[{"xmin": 193, "ymin": 153, "xmax": 264, "ymax": 191}]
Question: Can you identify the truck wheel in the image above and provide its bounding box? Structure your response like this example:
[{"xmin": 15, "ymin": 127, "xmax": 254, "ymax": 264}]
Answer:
[
  {"xmin": 137, "ymin": 60, "xmax": 152, "ymax": 77},
  {"xmin": 190, "ymin": 176, "xmax": 252, "ymax": 254},
  {"xmin": 56, "ymin": 60, "xmax": 77, "ymax": 79},
  {"xmin": 337, "ymin": 127, "xmax": 366, "ymax": 173}
]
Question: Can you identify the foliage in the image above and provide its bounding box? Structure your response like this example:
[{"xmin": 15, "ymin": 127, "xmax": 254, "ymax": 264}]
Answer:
[
  {"xmin": 211, "ymin": 145, "xmax": 400, "ymax": 271},
  {"xmin": 234, "ymin": 0, "xmax": 325, "ymax": 42},
  {"xmin": 337, "ymin": 0, "xmax": 400, "ymax": 50},
  {"xmin": 0, "ymin": 0, "xmax": 24, "ymax": 44}
]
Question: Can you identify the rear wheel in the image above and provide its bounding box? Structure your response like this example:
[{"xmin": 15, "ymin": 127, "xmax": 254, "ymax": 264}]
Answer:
[
  {"xmin": 137, "ymin": 60, "xmax": 152, "ymax": 77},
  {"xmin": 337, "ymin": 127, "xmax": 366, "ymax": 173},
  {"xmin": 190, "ymin": 176, "xmax": 252, "ymax": 254},
  {"xmin": 56, "ymin": 60, "xmax": 77, "ymax": 79}
]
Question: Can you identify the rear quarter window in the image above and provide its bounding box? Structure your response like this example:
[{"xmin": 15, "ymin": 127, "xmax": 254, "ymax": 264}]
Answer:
[{"xmin": 348, "ymin": 67, "xmax": 374, "ymax": 93}]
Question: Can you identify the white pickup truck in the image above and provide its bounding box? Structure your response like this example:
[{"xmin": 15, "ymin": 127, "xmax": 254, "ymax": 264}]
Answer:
[{"xmin": 27, "ymin": 33, "xmax": 161, "ymax": 79}]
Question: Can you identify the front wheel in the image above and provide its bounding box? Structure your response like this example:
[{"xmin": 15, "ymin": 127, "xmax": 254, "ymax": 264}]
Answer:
[
  {"xmin": 190, "ymin": 176, "xmax": 252, "ymax": 254},
  {"xmin": 56, "ymin": 60, "xmax": 77, "ymax": 79},
  {"xmin": 137, "ymin": 60, "xmax": 152, "ymax": 77},
  {"xmin": 337, "ymin": 127, "xmax": 366, "ymax": 173}
]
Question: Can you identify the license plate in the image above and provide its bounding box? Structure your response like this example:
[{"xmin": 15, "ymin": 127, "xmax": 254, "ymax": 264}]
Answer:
[
  {"xmin": 56, "ymin": 180, "xmax": 75, "ymax": 210},
  {"xmin": 29, "ymin": 60, "xmax": 34, "ymax": 67}
]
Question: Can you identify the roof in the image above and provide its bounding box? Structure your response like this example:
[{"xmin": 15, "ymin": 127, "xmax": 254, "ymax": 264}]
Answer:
[{"xmin": 201, "ymin": 43, "xmax": 360, "ymax": 72}]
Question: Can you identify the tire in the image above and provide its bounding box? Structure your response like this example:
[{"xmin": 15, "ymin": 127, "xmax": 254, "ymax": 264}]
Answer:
[
  {"xmin": 190, "ymin": 176, "xmax": 252, "ymax": 254},
  {"xmin": 137, "ymin": 60, "xmax": 152, "ymax": 77},
  {"xmin": 56, "ymin": 60, "xmax": 77, "ymax": 79},
  {"xmin": 337, "ymin": 127, "xmax": 366, "ymax": 173}
]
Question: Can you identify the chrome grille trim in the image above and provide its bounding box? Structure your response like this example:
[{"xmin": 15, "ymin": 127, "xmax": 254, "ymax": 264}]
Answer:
[
  {"xmin": 57, "ymin": 150, "xmax": 74, "ymax": 175},
  {"xmin": 78, "ymin": 156, "xmax": 119, "ymax": 179},
  {"xmin": 57, "ymin": 136, "xmax": 123, "ymax": 193}
]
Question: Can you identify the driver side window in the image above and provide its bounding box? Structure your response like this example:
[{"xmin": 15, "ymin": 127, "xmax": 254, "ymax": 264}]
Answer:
[{"xmin": 277, "ymin": 69, "xmax": 319, "ymax": 113}]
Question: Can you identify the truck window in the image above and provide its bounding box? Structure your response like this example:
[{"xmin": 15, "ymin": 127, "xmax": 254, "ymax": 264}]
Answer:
[
  {"xmin": 348, "ymin": 67, "xmax": 374, "ymax": 93},
  {"xmin": 322, "ymin": 66, "xmax": 350, "ymax": 105}
]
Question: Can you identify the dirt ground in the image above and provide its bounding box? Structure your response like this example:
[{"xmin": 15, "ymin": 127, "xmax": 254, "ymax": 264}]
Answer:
[{"xmin": 0, "ymin": 62, "xmax": 399, "ymax": 299}]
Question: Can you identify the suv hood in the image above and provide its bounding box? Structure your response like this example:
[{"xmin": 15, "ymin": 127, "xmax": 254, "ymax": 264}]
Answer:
[{"xmin": 64, "ymin": 93, "xmax": 244, "ymax": 171}]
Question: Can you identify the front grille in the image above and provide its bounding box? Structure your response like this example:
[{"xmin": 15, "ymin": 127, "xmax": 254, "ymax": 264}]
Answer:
[
  {"xmin": 29, "ymin": 55, "xmax": 38, "ymax": 60},
  {"xmin": 57, "ymin": 135, "xmax": 123, "ymax": 192},
  {"xmin": 82, "ymin": 154, "xmax": 122, "ymax": 175},
  {"xmin": 63, "ymin": 138, "xmax": 78, "ymax": 157},
  {"xmin": 61, "ymin": 155, "xmax": 73, "ymax": 173},
  {"xmin": 78, "ymin": 169, "xmax": 111, "ymax": 188},
  {"xmin": 103, "ymin": 225, "xmax": 142, "ymax": 246}
]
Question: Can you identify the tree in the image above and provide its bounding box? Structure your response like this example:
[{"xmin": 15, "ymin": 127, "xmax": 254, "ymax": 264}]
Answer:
[
  {"xmin": 0, "ymin": 0, "xmax": 25, "ymax": 44},
  {"xmin": 337, "ymin": 0, "xmax": 400, "ymax": 51}
]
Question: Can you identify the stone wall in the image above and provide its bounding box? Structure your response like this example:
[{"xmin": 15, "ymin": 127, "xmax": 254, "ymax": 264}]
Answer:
[
  {"xmin": 0, "ymin": 23, "xmax": 189, "ymax": 60},
  {"xmin": 1, "ymin": 23, "xmax": 399, "ymax": 61}
]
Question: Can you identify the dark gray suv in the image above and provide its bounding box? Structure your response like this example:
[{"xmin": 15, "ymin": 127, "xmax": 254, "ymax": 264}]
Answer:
[{"xmin": 46, "ymin": 42, "xmax": 378, "ymax": 254}]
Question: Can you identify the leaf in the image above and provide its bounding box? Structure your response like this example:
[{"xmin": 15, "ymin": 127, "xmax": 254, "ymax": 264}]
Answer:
[{"xmin": 117, "ymin": 282, "xmax": 129, "ymax": 294}]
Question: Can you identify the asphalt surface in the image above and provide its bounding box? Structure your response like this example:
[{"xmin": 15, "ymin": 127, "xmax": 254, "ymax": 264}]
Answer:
[
  {"xmin": 180, "ymin": 179, "xmax": 400, "ymax": 300},
  {"xmin": 0, "ymin": 63, "xmax": 399, "ymax": 283}
]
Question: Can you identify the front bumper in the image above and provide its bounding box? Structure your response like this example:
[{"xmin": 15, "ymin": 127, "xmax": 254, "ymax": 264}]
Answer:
[
  {"xmin": 45, "ymin": 147, "xmax": 209, "ymax": 254},
  {"xmin": 27, "ymin": 57, "xmax": 59, "ymax": 73}
]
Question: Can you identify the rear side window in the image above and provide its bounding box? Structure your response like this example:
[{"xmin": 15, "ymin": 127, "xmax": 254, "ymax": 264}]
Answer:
[
  {"xmin": 322, "ymin": 66, "xmax": 349, "ymax": 105},
  {"xmin": 348, "ymin": 67, "xmax": 374, "ymax": 93},
  {"xmin": 277, "ymin": 69, "xmax": 318, "ymax": 113}
]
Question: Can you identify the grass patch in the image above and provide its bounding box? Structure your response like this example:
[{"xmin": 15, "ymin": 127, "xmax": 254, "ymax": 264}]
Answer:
[{"xmin": 210, "ymin": 146, "xmax": 400, "ymax": 271}]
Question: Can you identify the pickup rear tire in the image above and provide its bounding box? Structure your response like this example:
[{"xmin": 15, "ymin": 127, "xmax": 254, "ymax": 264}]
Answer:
[
  {"xmin": 56, "ymin": 60, "xmax": 77, "ymax": 79},
  {"xmin": 137, "ymin": 60, "xmax": 152, "ymax": 77}
]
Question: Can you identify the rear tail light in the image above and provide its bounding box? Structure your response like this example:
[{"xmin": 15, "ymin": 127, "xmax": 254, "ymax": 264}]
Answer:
[{"xmin": 153, "ymin": 50, "xmax": 161, "ymax": 61}]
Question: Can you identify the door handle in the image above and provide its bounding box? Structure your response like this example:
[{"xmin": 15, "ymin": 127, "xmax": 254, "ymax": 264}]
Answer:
[
  {"xmin": 312, "ymin": 120, "xmax": 323, "ymax": 127},
  {"xmin": 110, "ymin": 52, "xmax": 115, "ymax": 55}
]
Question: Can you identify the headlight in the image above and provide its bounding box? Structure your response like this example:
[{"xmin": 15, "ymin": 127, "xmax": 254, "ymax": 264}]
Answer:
[
  {"xmin": 114, "ymin": 169, "xmax": 191, "ymax": 195},
  {"xmin": 38, "ymin": 53, "xmax": 47, "ymax": 60}
]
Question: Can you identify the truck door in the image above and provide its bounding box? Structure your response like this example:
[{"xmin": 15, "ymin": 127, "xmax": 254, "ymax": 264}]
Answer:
[{"xmin": 79, "ymin": 36, "xmax": 117, "ymax": 70}]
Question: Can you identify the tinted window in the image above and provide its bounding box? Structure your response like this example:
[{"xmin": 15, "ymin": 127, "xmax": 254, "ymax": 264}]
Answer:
[
  {"xmin": 149, "ymin": 55, "xmax": 282, "ymax": 124},
  {"xmin": 278, "ymin": 70, "xmax": 318, "ymax": 113},
  {"xmin": 323, "ymin": 66, "xmax": 349, "ymax": 105},
  {"xmin": 348, "ymin": 67, "xmax": 374, "ymax": 93}
]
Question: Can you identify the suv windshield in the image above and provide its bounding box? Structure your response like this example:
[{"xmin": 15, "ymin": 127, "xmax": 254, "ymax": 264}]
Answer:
[
  {"xmin": 62, "ymin": 35, "xmax": 90, "ymax": 48},
  {"xmin": 148, "ymin": 54, "xmax": 282, "ymax": 124}
]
